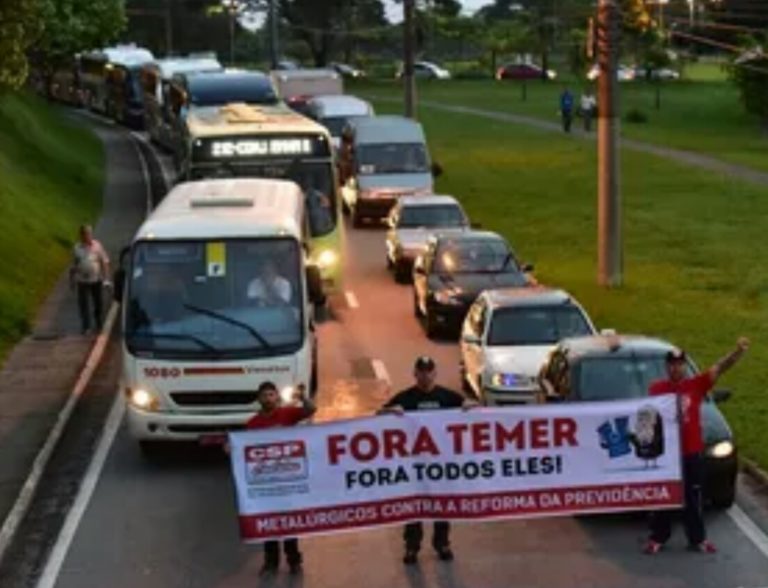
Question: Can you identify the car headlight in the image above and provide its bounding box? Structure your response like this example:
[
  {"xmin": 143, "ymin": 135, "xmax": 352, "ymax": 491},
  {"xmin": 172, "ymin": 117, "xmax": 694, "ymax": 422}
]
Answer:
[
  {"xmin": 433, "ymin": 289, "xmax": 462, "ymax": 305},
  {"xmin": 128, "ymin": 388, "xmax": 160, "ymax": 412},
  {"xmin": 315, "ymin": 249, "xmax": 338, "ymax": 269},
  {"xmin": 708, "ymin": 440, "xmax": 734, "ymax": 459},
  {"xmin": 490, "ymin": 373, "xmax": 535, "ymax": 388}
]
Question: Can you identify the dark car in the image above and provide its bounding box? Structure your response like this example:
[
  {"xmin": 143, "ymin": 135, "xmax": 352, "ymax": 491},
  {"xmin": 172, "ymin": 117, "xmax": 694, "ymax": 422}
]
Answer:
[
  {"xmin": 496, "ymin": 63, "xmax": 557, "ymax": 81},
  {"xmin": 537, "ymin": 334, "xmax": 738, "ymax": 509},
  {"xmin": 412, "ymin": 231, "xmax": 534, "ymax": 338}
]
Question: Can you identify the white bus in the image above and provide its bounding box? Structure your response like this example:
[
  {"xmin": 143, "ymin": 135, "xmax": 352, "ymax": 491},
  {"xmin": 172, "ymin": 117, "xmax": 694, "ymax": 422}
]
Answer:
[{"xmin": 114, "ymin": 179, "xmax": 324, "ymax": 454}]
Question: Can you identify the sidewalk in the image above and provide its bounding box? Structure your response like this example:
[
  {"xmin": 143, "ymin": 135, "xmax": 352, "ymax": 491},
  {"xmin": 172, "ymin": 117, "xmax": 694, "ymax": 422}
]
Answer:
[{"xmin": 0, "ymin": 119, "xmax": 147, "ymax": 528}]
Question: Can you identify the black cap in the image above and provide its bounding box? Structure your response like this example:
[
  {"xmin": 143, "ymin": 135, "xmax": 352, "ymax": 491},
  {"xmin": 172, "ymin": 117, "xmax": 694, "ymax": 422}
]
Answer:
[
  {"xmin": 414, "ymin": 356, "xmax": 436, "ymax": 371},
  {"xmin": 665, "ymin": 349, "xmax": 686, "ymax": 363}
]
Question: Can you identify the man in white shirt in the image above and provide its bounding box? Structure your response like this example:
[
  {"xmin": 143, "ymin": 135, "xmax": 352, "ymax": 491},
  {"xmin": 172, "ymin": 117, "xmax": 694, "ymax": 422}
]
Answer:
[
  {"xmin": 580, "ymin": 89, "xmax": 597, "ymax": 132},
  {"xmin": 247, "ymin": 260, "xmax": 292, "ymax": 305},
  {"xmin": 70, "ymin": 224, "xmax": 110, "ymax": 334}
]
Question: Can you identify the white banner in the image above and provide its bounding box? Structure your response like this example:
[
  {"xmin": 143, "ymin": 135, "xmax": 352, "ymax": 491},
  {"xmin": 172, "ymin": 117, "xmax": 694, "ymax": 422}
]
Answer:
[{"xmin": 229, "ymin": 396, "xmax": 682, "ymax": 542}]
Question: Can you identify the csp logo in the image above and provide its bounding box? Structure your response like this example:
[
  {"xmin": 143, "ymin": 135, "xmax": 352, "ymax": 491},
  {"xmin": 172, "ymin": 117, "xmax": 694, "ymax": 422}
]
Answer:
[
  {"xmin": 244, "ymin": 441, "xmax": 309, "ymax": 486},
  {"xmin": 597, "ymin": 406, "xmax": 665, "ymax": 467}
]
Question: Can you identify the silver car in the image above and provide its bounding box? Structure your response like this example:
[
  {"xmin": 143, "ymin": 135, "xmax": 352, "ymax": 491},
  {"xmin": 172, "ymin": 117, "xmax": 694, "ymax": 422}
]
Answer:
[{"xmin": 385, "ymin": 195, "xmax": 470, "ymax": 283}]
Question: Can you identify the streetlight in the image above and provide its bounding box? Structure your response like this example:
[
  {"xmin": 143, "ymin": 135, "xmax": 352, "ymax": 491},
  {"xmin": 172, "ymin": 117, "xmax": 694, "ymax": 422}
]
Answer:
[
  {"xmin": 687, "ymin": 0, "xmax": 695, "ymax": 28},
  {"xmin": 657, "ymin": 0, "xmax": 669, "ymax": 31},
  {"xmin": 225, "ymin": 0, "xmax": 237, "ymax": 66}
]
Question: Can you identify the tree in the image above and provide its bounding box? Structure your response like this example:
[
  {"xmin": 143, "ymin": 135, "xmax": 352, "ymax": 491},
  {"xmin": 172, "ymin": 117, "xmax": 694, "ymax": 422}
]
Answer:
[
  {"xmin": 0, "ymin": 0, "xmax": 44, "ymax": 92},
  {"xmin": 731, "ymin": 44, "xmax": 768, "ymax": 127}
]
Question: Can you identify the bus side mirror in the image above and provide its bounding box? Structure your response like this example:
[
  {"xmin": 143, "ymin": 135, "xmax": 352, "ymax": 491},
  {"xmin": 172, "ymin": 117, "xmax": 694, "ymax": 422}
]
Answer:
[
  {"xmin": 306, "ymin": 265, "xmax": 324, "ymax": 304},
  {"xmin": 431, "ymin": 162, "xmax": 443, "ymax": 178}
]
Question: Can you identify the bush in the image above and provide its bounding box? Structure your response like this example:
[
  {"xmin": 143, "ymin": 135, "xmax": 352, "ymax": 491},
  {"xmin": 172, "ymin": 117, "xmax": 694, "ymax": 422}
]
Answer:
[{"xmin": 625, "ymin": 108, "xmax": 649, "ymax": 124}]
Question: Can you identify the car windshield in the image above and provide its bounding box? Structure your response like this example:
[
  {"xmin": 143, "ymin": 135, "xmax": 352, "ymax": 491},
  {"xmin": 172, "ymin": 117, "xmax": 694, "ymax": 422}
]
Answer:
[
  {"xmin": 576, "ymin": 355, "xmax": 694, "ymax": 401},
  {"xmin": 356, "ymin": 143, "xmax": 429, "ymax": 175},
  {"xmin": 189, "ymin": 78, "xmax": 278, "ymax": 107},
  {"xmin": 191, "ymin": 160, "xmax": 336, "ymax": 237},
  {"xmin": 320, "ymin": 115, "xmax": 365, "ymax": 138},
  {"xmin": 398, "ymin": 205, "xmax": 465, "ymax": 228},
  {"xmin": 487, "ymin": 306, "xmax": 593, "ymax": 346},
  {"xmin": 435, "ymin": 239, "xmax": 516, "ymax": 274},
  {"xmin": 125, "ymin": 238, "xmax": 303, "ymax": 360}
]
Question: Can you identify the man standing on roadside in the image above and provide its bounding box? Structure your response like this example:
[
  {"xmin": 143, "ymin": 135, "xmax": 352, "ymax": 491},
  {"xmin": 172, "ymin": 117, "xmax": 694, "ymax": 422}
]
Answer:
[
  {"xmin": 247, "ymin": 381, "xmax": 316, "ymax": 575},
  {"xmin": 644, "ymin": 337, "xmax": 750, "ymax": 555},
  {"xmin": 378, "ymin": 356, "xmax": 478, "ymax": 566},
  {"xmin": 70, "ymin": 224, "xmax": 110, "ymax": 334},
  {"xmin": 559, "ymin": 87, "xmax": 575, "ymax": 133}
]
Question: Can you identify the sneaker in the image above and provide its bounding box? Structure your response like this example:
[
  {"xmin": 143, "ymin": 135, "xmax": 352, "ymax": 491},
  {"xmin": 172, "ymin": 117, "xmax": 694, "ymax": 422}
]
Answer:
[
  {"xmin": 436, "ymin": 547, "xmax": 454, "ymax": 561},
  {"xmin": 689, "ymin": 540, "xmax": 717, "ymax": 554},
  {"xmin": 403, "ymin": 550, "xmax": 418, "ymax": 565},
  {"xmin": 643, "ymin": 540, "xmax": 663, "ymax": 555}
]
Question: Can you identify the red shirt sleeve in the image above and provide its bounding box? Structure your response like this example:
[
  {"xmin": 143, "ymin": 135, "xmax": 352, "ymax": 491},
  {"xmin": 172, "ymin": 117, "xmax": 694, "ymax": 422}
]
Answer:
[
  {"xmin": 279, "ymin": 406, "xmax": 308, "ymax": 426},
  {"xmin": 687, "ymin": 371, "xmax": 714, "ymax": 400},
  {"xmin": 648, "ymin": 380, "xmax": 667, "ymax": 396}
]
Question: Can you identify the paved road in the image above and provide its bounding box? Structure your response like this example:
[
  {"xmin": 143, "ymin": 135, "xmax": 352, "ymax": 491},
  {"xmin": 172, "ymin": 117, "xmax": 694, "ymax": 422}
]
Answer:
[{"xmin": 5, "ymin": 124, "xmax": 767, "ymax": 588}]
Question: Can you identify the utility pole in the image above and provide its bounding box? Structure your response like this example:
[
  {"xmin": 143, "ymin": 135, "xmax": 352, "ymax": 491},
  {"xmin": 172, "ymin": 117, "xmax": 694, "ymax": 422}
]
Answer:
[
  {"xmin": 229, "ymin": 2, "xmax": 236, "ymax": 66},
  {"xmin": 596, "ymin": 0, "xmax": 622, "ymax": 287},
  {"xmin": 403, "ymin": 0, "xmax": 417, "ymax": 119},
  {"xmin": 269, "ymin": 0, "xmax": 279, "ymax": 69},
  {"xmin": 165, "ymin": 0, "xmax": 173, "ymax": 56}
]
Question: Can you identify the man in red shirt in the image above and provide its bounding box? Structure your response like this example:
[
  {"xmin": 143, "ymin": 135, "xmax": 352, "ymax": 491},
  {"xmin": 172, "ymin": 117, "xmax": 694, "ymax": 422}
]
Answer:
[
  {"xmin": 247, "ymin": 381, "xmax": 316, "ymax": 575},
  {"xmin": 644, "ymin": 337, "xmax": 749, "ymax": 555}
]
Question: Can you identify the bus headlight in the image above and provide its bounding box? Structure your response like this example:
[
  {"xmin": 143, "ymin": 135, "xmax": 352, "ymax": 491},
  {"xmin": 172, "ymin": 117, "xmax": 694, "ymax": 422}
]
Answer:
[
  {"xmin": 708, "ymin": 440, "xmax": 734, "ymax": 459},
  {"xmin": 281, "ymin": 386, "xmax": 295, "ymax": 403},
  {"xmin": 128, "ymin": 388, "xmax": 160, "ymax": 412},
  {"xmin": 316, "ymin": 249, "xmax": 338, "ymax": 269}
]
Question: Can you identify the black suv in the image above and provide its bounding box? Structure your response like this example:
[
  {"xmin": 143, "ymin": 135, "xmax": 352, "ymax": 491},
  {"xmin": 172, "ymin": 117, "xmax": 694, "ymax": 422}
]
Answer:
[
  {"xmin": 538, "ymin": 334, "xmax": 738, "ymax": 508},
  {"xmin": 412, "ymin": 231, "xmax": 534, "ymax": 338}
]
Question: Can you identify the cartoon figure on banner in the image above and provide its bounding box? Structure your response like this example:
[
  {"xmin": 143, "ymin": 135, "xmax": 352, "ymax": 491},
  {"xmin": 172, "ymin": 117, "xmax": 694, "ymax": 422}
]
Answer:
[
  {"xmin": 629, "ymin": 405, "xmax": 664, "ymax": 468},
  {"xmin": 597, "ymin": 416, "xmax": 632, "ymax": 458}
]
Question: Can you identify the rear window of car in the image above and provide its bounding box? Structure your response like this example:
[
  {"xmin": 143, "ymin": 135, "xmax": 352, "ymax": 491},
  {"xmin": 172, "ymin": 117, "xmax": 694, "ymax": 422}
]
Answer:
[
  {"xmin": 487, "ymin": 306, "xmax": 592, "ymax": 346},
  {"xmin": 398, "ymin": 205, "xmax": 465, "ymax": 228},
  {"xmin": 435, "ymin": 238, "xmax": 514, "ymax": 273}
]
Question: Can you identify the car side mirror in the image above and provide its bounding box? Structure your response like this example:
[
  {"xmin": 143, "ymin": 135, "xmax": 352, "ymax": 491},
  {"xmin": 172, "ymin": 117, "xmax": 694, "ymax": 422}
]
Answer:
[
  {"xmin": 306, "ymin": 265, "xmax": 324, "ymax": 304},
  {"xmin": 713, "ymin": 389, "xmax": 732, "ymax": 404},
  {"xmin": 462, "ymin": 333, "xmax": 480, "ymax": 346},
  {"xmin": 431, "ymin": 162, "xmax": 443, "ymax": 178},
  {"xmin": 522, "ymin": 263, "xmax": 534, "ymax": 273}
]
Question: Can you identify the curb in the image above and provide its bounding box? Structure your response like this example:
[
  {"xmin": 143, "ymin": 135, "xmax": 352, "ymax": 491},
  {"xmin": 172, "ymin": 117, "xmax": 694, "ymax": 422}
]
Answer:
[
  {"xmin": 0, "ymin": 302, "xmax": 119, "ymax": 565},
  {"xmin": 742, "ymin": 457, "xmax": 768, "ymax": 488}
]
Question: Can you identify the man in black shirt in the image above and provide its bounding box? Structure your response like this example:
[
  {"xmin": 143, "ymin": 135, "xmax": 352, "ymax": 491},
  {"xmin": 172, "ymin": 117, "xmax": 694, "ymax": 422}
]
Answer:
[{"xmin": 379, "ymin": 356, "xmax": 477, "ymax": 565}]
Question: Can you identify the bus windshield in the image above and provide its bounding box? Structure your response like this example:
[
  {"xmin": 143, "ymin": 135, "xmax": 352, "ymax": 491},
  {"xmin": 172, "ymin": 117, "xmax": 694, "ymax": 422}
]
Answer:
[
  {"xmin": 192, "ymin": 159, "xmax": 337, "ymax": 238},
  {"xmin": 125, "ymin": 238, "xmax": 304, "ymax": 360}
]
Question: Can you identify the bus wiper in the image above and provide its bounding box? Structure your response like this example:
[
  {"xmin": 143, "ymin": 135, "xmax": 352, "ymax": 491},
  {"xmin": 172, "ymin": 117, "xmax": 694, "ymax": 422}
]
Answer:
[
  {"xmin": 127, "ymin": 331, "xmax": 220, "ymax": 353},
  {"xmin": 183, "ymin": 303, "xmax": 273, "ymax": 350}
]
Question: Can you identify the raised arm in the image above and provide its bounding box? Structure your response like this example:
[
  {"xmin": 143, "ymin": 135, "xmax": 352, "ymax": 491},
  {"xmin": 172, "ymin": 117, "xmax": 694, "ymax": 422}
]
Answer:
[{"xmin": 708, "ymin": 337, "xmax": 750, "ymax": 383}]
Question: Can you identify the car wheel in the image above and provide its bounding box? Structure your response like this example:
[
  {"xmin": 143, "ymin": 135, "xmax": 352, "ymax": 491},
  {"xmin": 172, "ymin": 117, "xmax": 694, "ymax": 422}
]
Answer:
[
  {"xmin": 709, "ymin": 483, "xmax": 736, "ymax": 509},
  {"xmin": 394, "ymin": 260, "xmax": 410, "ymax": 284}
]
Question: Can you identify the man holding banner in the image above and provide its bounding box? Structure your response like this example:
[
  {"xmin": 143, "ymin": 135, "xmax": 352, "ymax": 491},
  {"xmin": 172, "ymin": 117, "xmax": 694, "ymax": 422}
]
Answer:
[
  {"xmin": 246, "ymin": 381, "xmax": 316, "ymax": 575},
  {"xmin": 644, "ymin": 337, "xmax": 750, "ymax": 556},
  {"xmin": 379, "ymin": 356, "xmax": 477, "ymax": 565}
]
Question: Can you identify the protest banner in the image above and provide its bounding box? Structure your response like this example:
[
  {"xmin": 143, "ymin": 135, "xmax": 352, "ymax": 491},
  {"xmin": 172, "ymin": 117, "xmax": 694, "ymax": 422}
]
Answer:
[{"xmin": 228, "ymin": 396, "xmax": 682, "ymax": 542}]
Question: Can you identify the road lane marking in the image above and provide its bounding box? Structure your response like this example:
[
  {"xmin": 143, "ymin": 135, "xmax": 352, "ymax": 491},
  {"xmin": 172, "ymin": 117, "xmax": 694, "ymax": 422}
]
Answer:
[
  {"xmin": 728, "ymin": 504, "xmax": 768, "ymax": 560},
  {"xmin": 36, "ymin": 393, "xmax": 125, "ymax": 588},
  {"xmin": 371, "ymin": 359, "xmax": 391, "ymax": 386},
  {"xmin": 130, "ymin": 131, "xmax": 174, "ymax": 191},
  {"xmin": 127, "ymin": 134, "xmax": 154, "ymax": 216},
  {"xmin": 0, "ymin": 304, "xmax": 118, "ymax": 565},
  {"xmin": 345, "ymin": 291, "xmax": 360, "ymax": 309}
]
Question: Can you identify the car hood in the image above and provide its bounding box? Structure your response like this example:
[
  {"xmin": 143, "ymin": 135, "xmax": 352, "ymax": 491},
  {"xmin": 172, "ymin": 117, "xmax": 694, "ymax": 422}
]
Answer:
[
  {"xmin": 358, "ymin": 173, "xmax": 433, "ymax": 195},
  {"xmin": 396, "ymin": 227, "xmax": 467, "ymax": 250},
  {"xmin": 431, "ymin": 272, "xmax": 530, "ymax": 304},
  {"xmin": 484, "ymin": 345, "xmax": 553, "ymax": 377},
  {"xmin": 701, "ymin": 402, "xmax": 732, "ymax": 445}
]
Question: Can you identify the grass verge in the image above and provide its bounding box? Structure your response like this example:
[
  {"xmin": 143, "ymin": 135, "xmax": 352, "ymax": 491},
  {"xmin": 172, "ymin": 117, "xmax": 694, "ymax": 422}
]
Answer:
[
  {"xmin": 0, "ymin": 93, "xmax": 103, "ymax": 358},
  {"xmin": 373, "ymin": 99, "xmax": 768, "ymax": 469}
]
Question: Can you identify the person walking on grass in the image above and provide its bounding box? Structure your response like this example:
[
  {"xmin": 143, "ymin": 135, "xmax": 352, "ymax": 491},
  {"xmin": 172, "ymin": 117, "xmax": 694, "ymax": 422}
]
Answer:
[
  {"xmin": 70, "ymin": 224, "xmax": 110, "ymax": 334},
  {"xmin": 378, "ymin": 356, "xmax": 478, "ymax": 566},
  {"xmin": 580, "ymin": 88, "xmax": 597, "ymax": 132},
  {"xmin": 246, "ymin": 381, "xmax": 316, "ymax": 575},
  {"xmin": 559, "ymin": 87, "xmax": 574, "ymax": 133},
  {"xmin": 644, "ymin": 337, "xmax": 750, "ymax": 555}
]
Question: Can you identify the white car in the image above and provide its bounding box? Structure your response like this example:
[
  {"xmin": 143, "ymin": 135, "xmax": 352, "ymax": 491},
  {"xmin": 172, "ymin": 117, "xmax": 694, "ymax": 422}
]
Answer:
[
  {"xmin": 460, "ymin": 287, "xmax": 596, "ymax": 405},
  {"xmin": 397, "ymin": 61, "xmax": 451, "ymax": 80},
  {"xmin": 385, "ymin": 195, "xmax": 470, "ymax": 282},
  {"xmin": 587, "ymin": 64, "xmax": 636, "ymax": 82}
]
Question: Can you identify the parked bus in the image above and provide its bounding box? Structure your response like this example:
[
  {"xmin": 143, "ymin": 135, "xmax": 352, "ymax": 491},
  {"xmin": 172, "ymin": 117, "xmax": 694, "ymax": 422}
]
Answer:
[
  {"xmin": 80, "ymin": 45, "xmax": 154, "ymax": 119},
  {"xmin": 49, "ymin": 56, "xmax": 83, "ymax": 107},
  {"xmin": 178, "ymin": 102, "xmax": 344, "ymax": 292},
  {"xmin": 141, "ymin": 55, "xmax": 223, "ymax": 150},
  {"xmin": 113, "ymin": 179, "xmax": 324, "ymax": 454}
]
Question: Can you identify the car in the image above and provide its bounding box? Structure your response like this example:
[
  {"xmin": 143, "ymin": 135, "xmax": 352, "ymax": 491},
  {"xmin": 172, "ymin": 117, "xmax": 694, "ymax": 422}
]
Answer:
[
  {"xmin": 460, "ymin": 288, "xmax": 596, "ymax": 405},
  {"xmin": 274, "ymin": 59, "xmax": 299, "ymax": 71},
  {"xmin": 330, "ymin": 62, "xmax": 366, "ymax": 79},
  {"xmin": 306, "ymin": 94, "xmax": 374, "ymax": 150},
  {"xmin": 633, "ymin": 66, "xmax": 680, "ymax": 81},
  {"xmin": 496, "ymin": 63, "xmax": 557, "ymax": 81},
  {"xmin": 386, "ymin": 195, "xmax": 470, "ymax": 283},
  {"xmin": 587, "ymin": 63, "xmax": 636, "ymax": 82},
  {"xmin": 397, "ymin": 61, "xmax": 451, "ymax": 80},
  {"xmin": 537, "ymin": 334, "xmax": 739, "ymax": 509},
  {"xmin": 412, "ymin": 231, "xmax": 535, "ymax": 338}
]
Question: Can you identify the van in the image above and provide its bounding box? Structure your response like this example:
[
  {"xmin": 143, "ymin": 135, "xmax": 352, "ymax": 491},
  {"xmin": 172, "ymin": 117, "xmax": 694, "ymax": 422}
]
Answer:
[{"xmin": 307, "ymin": 94, "xmax": 374, "ymax": 150}]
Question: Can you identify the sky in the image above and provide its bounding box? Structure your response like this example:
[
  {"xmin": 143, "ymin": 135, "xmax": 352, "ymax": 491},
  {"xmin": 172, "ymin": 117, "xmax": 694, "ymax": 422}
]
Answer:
[{"xmin": 385, "ymin": 0, "xmax": 492, "ymax": 23}]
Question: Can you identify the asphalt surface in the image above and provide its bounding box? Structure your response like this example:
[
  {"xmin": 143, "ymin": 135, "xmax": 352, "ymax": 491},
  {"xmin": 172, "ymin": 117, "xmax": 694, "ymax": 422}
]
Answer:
[{"xmin": 5, "ymin": 122, "xmax": 768, "ymax": 588}]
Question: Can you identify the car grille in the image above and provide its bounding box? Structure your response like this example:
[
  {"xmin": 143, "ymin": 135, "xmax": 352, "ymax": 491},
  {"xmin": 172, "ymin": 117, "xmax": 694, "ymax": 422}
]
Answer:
[{"xmin": 170, "ymin": 391, "xmax": 258, "ymax": 407}]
